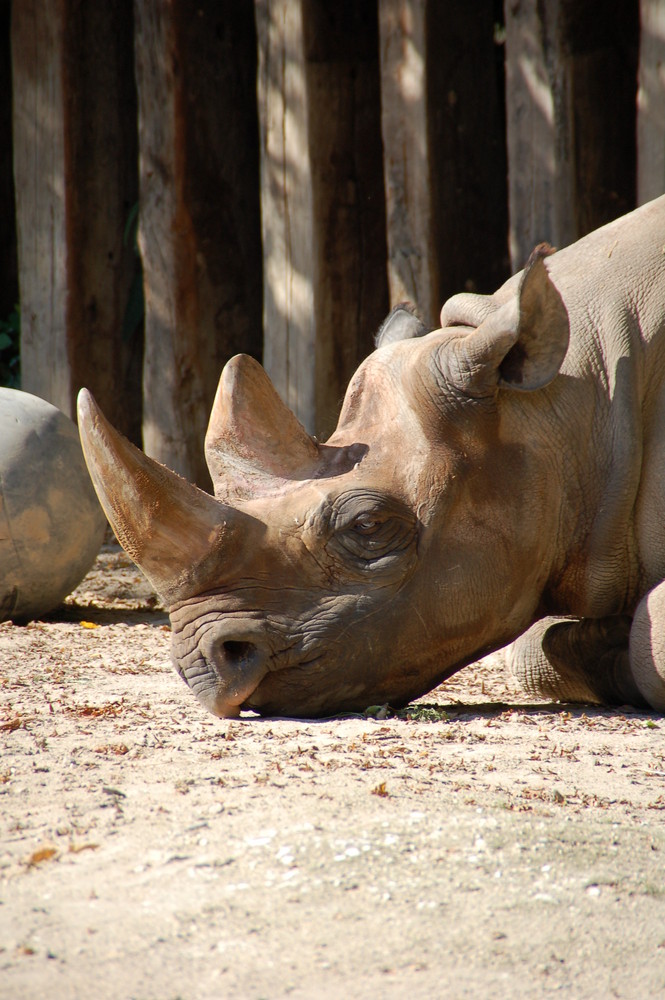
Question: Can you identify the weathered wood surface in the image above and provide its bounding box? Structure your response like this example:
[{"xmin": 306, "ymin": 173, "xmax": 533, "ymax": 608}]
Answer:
[
  {"xmin": 505, "ymin": 0, "xmax": 577, "ymax": 268},
  {"xmin": 12, "ymin": 0, "xmax": 139, "ymax": 436},
  {"xmin": 12, "ymin": 1, "xmax": 71, "ymax": 416},
  {"xmin": 637, "ymin": 0, "xmax": 665, "ymax": 203},
  {"xmin": 256, "ymin": 0, "xmax": 316, "ymax": 433},
  {"xmin": 257, "ymin": 0, "xmax": 387, "ymax": 440},
  {"xmin": 135, "ymin": 0, "xmax": 262, "ymax": 485},
  {"xmin": 424, "ymin": 1, "xmax": 509, "ymax": 300},
  {"xmin": 379, "ymin": 1, "xmax": 509, "ymax": 322},
  {"xmin": 505, "ymin": 0, "xmax": 638, "ymax": 269},
  {"xmin": 562, "ymin": 2, "xmax": 638, "ymax": 236},
  {"xmin": 0, "ymin": 0, "xmax": 16, "ymax": 321},
  {"xmin": 378, "ymin": 0, "xmax": 435, "ymax": 321},
  {"xmin": 305, "ymin": 1, "xmax": 388, "ymax": 436}
]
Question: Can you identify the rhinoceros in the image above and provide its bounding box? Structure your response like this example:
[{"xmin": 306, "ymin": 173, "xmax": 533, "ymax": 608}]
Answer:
[{"xmin": 78, "ymin": 195, "xmax": 665, "ymax": 718}]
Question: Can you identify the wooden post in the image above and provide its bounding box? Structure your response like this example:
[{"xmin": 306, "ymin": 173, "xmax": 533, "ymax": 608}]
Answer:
[
  {"xmin": 426, "ymin": 2, "xmax": 510, "ymax": 300},
  {"xmin": 134, "ymin": 0, "xmax": 263, "ymax": 485},
  {"xmin": 12, "ymin": 2, "xmax": 68, "ymax": 413},
  {"xmin": 256, "ymin": 0, "xmax": 388, "ymax": 439},
  {"xmin": 256, "ymin": 0, "xmax": 315, "ymax": 431},
  {"xmin": 379, "ymin": 1, "xmax": 509, "ymax": 321},
  {"xmin": 305, "ymin": 2, "xmax": 388, "ymax": 435},
  {"xmin": 637, "ymin": 0, "xmax": 665, "ymax": 203},
  {"xmin": 0, "ymin": 0, "xmax": 17, "ymax": 322},
  {"xmin": 504, "ymin": 0, "xmax": 575, "ymax": 269},
  {"xmin": 378, "ymin": 1, "xmax": 436, "ymax": 321},
  {"xmin": 11, "ymin": 1, "xmax": 140, "ymax": 436},
  {"xmin": 505, "ymin": 0, "xmax": 638, "ymax": 269}
]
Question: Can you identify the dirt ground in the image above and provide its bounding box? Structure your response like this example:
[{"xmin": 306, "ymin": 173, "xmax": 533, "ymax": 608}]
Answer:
[{"xmin": 1, "ymin": 541, "xmax": 665, "ymax": 1000}]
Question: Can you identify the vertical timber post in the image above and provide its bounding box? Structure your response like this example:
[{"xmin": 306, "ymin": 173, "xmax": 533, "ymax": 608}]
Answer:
[
  {"xmin": 504, "ymin": 0, "xmax": 576, "ymax": 269},
  {"xmin": 378, "ymin": 0, "xmax": 437, "ymax": 323},
  {"xmin": 0, "ymin": 0, "xmax": 17, "ymax": 323},
  {"xmin": 256, "ymin": 0, "xmax": 316, "ymax": 432},
  {"xmin": 637, "ymin": 0, "xmax": 665, "ymax": 203},
  {"xmin": 379, "ymin": 1, "xmax": 509, "ymax": 322},
  {"xmin": 426, "ymin": 2, "xmax": 510, "ymax": 301},
  {"xmin": 256, "ymin": 0, "xmax": 388, "ymax": 439},
  {"xmin": 12, "ymin": 2, "xmax": 69, "ymax": 414},
  {"xmin": 11, "ymin": 0, "xmax": 139, "ymax": 434},
  {"xmin": 134, "ymin": 0, "xmax": 262, "ymax": 486},
  {"xmin": 505, "ymin": 0, "xmax": 638, "ymax": 269},
  {"xmin": 305, "ymin": 2, "xmax": 388, "ymax": 433}
]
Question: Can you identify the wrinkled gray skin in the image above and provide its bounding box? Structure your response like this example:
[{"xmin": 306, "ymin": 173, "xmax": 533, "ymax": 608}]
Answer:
[{"xmin": 78, "ymin": 197, "xmax": 665, "ymax": 718}]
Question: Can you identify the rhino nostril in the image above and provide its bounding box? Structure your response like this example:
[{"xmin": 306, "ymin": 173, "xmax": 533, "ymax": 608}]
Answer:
[
  {"xmin": 222, "ymin": 640, "xmax": 256, "ymax": 663},
  {"xmin": 187, "ymin": 628, "xmax": 270, "ymax": 717}
]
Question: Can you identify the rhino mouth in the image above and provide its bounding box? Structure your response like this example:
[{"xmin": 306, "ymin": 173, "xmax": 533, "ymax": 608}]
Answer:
[{"xmin": 239, "ymin": 654, "xmax": 334, "ymax": 716}]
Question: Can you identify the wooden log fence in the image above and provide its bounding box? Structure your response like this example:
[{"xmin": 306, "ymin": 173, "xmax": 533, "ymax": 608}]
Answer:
[{"xmin": 5, "ymin": 0, "xmax": 663, "ymax": 485}]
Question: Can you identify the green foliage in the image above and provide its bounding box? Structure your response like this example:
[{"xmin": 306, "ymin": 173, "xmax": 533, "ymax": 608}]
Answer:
[
  {"xmin": 397, "ymin": 704, "xmax": 450, "ymax": 723},
  {"xmin": 0, "ymin": 305, "xmax": 20, "ymax": 388},
  {"xmin": 363, "ymin": 703, "xmax": 451, "ymax": 723},
  {"xmin": 121, "ymin": 201, "xmax": 144, "ymax": 344}
]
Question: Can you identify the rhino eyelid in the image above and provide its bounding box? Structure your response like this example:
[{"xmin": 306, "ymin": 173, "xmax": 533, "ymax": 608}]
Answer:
[{"xmin": 352, "ymin": 517, "xmax": 381, "ymax": 534}]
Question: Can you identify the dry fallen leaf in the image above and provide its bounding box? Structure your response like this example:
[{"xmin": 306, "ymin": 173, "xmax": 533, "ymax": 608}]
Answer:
[
  {"xmin": 26, "ymin": 846, "xmax": 57, "ymax": 867},
  {"xmin": 79, "ymin": 621, "xmax": 100, "ymax": 629},
  {"xmin": 372, "ymin": 782, "xmax": 389, "ymax": 798},
  {"xmin": 1, "ymin": 716, "xmax": 23, "ymax": 732},
  {"xmin": 93, "ymin": 744, "xmax": 129, "ymax": 756},
  {"xmin": 71, "ymin": 702, "xmax": 124, "ymax": 719}
]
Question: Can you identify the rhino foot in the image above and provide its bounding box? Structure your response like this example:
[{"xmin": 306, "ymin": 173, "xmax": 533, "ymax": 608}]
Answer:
[{"xmin": 506, "ymin": 614, "xmax": 651, "ymax": 709}]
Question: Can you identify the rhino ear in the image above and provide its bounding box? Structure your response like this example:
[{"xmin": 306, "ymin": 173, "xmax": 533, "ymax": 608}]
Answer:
[
  {"xmin": 205, "ymin": 354, "xmax": 320, "ymax": 499},
  {"xmin": 441, "ymin": 246, "xmax": 569, "ymax": 397},
  {"xmin": 77, "ymin": 390, "xmax": 250, "ymax": 608},
  {"xmin": 375, "ymin": 303, "xmax": 429, "ymax": 348}
]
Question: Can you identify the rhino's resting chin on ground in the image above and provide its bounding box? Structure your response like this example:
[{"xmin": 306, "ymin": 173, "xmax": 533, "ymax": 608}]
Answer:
[{"xmin": 78, "ymin": 196, "xmax": 665, "ymax": 719}]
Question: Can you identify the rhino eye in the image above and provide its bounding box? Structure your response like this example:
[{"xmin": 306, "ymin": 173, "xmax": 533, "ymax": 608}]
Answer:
[
  {"xmin": 332, "ymin": 513, "xmax": 416, "ymax": 572},
  {"xmin": 324, "ymin": 494, "xmax": 417, "ymax": 577},
  {"xmin": 352, "ymin": 516, "xmax": 381, "ymax": 536}
]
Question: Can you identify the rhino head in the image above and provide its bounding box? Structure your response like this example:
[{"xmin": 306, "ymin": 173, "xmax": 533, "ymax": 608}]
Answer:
[{"xmin": 78, "ymin": 252, "xmax": 569, "ymax": 718}]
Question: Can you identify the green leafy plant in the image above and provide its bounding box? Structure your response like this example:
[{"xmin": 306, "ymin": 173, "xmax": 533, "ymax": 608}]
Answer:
[{"xmin": 0, "ymin": 305, "xmax": 20, "ymax": 388}]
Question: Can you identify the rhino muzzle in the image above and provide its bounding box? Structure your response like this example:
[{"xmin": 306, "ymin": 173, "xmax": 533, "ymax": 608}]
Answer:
[{"xmin": 173, "ymin": 620, "xmax": 271, "ymax": 719}]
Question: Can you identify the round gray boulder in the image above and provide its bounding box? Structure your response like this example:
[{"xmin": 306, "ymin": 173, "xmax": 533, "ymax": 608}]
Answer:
[{"xmin": 0, "ymin": 388, "xmax": 106, "ymax": 622}]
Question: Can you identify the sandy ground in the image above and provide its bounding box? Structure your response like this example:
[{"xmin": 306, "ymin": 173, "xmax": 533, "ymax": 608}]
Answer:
[{"xmin": 1, "ymin": 541, "xmax": 665, "ymax": 1000}]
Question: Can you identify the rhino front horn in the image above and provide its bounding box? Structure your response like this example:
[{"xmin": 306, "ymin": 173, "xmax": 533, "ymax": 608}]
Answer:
[{"xmin": 77, "ymin": 389, "xmax": 252, "ymax": 608}]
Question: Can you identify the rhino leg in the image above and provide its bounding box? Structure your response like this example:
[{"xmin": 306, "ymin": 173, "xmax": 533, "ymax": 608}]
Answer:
[
  {"xmin": 629, "ymin": 582, "xmax": 665, "ymax": 711},
  {"xmin": 506, "ymin": 615, "xmax": 649, "ymax": 708}
]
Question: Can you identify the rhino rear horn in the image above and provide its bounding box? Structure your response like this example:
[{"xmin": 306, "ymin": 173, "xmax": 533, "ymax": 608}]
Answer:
[
  {"xmin": 77, "ymin": 390, "xmax": 250, "ymax": 608},
  {"xmin": 205, "ymin": 354, "xmax": 320, "ymax": 499}
]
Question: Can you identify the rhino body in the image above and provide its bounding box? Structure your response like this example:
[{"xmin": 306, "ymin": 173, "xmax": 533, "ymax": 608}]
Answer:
[{"xmin": 79, "ymin": 196, "xmax": 665, "ymax": 717}]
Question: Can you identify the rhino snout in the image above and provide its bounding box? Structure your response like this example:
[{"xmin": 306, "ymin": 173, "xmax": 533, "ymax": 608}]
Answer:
[{"xmin": 174, "ymin": 622, "xmax": 271, "ymax": 719}]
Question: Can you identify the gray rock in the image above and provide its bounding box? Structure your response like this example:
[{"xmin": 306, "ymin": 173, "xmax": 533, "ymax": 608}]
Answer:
[{"xmin": 0, "ymin": 388, "xmax": 106, "ymax": 622}]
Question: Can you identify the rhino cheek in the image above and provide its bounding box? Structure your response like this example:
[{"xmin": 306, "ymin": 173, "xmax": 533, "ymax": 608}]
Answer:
[{"xmin": 171, "ymin": 624, "xmax": 270, "ymax": 719}]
